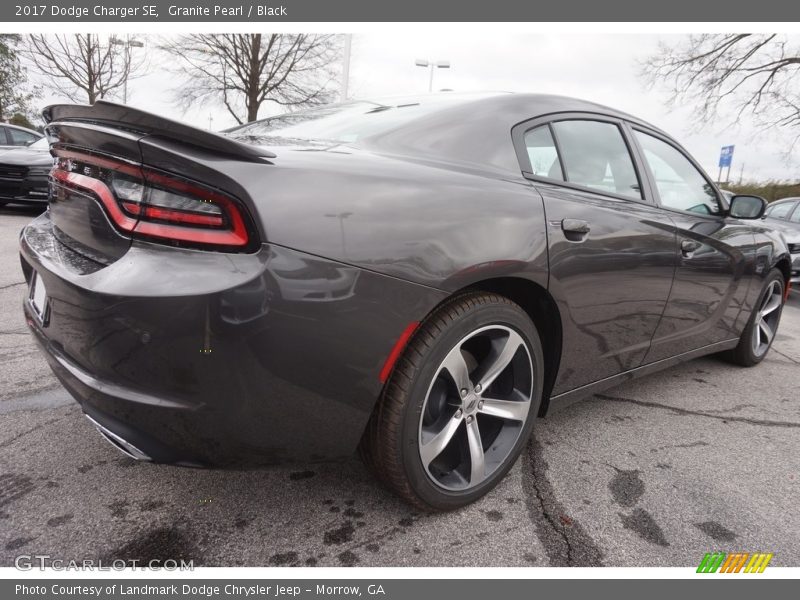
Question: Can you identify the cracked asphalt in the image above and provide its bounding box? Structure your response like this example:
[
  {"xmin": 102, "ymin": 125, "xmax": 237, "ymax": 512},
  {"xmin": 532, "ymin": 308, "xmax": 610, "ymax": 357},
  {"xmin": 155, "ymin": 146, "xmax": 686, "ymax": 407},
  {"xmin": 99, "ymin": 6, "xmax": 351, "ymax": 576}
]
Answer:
[{"xmin": 1, "ymin": 203, "xmax": 799, "ymax": 567}]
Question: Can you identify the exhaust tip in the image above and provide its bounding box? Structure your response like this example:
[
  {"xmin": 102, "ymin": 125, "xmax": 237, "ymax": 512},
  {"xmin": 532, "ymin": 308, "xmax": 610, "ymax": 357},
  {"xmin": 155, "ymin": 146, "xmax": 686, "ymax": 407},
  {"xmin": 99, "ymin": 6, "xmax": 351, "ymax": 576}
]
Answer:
[{"xmin": 85, "ymin": 414, "xmax": 151, "ymax": 461}]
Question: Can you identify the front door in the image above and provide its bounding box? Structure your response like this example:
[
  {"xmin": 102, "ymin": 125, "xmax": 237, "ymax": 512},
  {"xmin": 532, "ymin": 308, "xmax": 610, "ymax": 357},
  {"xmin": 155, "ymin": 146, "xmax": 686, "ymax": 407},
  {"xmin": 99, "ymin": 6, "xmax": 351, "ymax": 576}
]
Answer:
[{"xmin": 630, "ymin": 128, "xmax": 754, "ymax": 363}]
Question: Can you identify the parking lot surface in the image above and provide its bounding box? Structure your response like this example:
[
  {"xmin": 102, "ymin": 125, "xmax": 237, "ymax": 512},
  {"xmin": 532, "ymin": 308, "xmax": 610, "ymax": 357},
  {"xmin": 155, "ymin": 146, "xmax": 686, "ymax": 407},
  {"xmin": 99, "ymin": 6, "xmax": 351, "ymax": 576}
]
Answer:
[{"xmin": 1, "ymin": 204, "xmax": 799, "ymax": 567}]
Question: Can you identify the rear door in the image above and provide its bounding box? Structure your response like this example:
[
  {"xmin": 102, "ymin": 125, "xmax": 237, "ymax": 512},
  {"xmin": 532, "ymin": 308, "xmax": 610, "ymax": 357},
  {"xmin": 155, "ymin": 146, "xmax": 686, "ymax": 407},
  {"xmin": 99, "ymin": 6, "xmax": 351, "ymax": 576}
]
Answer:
[
  {"xmin": 514, "ymin": 115, "xmax": 677, "ymax": 394},
  {"xmin": 629, "ymin": 127, "xmax": 755, "ymax": 362}
]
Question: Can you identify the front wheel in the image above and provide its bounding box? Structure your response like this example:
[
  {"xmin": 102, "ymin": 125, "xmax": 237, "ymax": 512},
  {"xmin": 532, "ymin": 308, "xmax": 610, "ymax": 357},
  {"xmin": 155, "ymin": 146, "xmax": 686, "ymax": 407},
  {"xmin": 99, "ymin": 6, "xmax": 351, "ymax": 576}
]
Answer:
[
  {"xmin": 359, "ymin": 292, "xmax": 544, "ymax": 511},
  {"xmin": 727, "ymin": 269, "xmax": 785, "ymax": 367}
]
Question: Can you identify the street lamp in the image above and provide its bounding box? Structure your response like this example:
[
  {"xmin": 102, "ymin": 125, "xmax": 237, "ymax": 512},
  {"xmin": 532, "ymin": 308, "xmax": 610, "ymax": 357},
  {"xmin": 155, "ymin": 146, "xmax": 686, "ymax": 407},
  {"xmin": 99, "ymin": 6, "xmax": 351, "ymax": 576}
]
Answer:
[
  {"xmin": 341, "ymin": 34, "xmax": 353, "ymax": 101},
  {"xmin": 110, "ymin": 36, "xmax": 144, "ymax": 104},
  {"xmin": 415, "ymin": 59, "xmax": 450, "ymax": 92},
  {"xmin": 324, "ymin": 212, "xmax": 353, "ymax": 256}
]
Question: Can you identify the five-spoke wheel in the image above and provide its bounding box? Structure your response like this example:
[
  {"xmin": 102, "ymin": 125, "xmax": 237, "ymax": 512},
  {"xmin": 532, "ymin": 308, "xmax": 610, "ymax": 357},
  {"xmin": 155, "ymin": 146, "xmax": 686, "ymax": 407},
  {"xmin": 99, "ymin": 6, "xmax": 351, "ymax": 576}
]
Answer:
[
  {"xmin": 359, "ymin": 292, "xmax": 543, "ymax": 511},
  {"xmin": 752, "ymin": 279, "xmax": 783, "ymax": 357},
  {"xmin": 728, "ymin": 268, "xmax": 785, "ymax": 367},
  {"xmin": 419, "ymin": 325, "xmax": 533, "ymax": 491}
]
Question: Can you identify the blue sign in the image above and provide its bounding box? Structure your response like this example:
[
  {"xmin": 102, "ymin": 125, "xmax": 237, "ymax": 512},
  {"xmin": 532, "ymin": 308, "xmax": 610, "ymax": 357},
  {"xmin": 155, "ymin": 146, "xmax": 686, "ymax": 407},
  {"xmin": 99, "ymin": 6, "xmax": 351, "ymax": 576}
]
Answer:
[{"xmin": 719, "ymin": 145, "xmax": 735, "ymax": 168}]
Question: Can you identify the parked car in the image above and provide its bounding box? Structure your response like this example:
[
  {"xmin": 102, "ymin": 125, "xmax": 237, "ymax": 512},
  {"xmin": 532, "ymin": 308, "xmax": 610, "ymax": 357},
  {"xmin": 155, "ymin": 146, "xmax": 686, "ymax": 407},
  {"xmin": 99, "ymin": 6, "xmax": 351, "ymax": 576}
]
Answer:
[
  {"xmin": 19, "ymin": 94, "xmax": 792, "ymax": 510},
  {"xmin": 1, "ymin": 123, "xmax": 43, "ymax": 147},
  {"xmin": 0, "ymin": 137, "xmax": 53, "ymax": 207},
  {"xmin": 763, "ymin": 197, "xmax": 800, "ymax": 285}
]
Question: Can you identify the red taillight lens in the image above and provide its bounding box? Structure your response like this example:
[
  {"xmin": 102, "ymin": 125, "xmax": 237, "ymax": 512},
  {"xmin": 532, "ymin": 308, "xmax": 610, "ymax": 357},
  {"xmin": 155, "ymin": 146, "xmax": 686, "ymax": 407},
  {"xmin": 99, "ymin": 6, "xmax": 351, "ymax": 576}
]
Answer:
[{"xmin": 52, "ymin": 150, "xmax": 251, "ymax": 250}]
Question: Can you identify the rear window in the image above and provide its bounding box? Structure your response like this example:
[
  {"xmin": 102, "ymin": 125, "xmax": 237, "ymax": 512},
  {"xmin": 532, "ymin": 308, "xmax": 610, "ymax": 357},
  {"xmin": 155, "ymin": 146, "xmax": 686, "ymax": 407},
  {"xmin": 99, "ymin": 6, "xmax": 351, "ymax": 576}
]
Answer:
[
  {"xmin": 551, "ymin": 120, "xmax": 642, "ymax": 199},
  {"xmin": 225, "ymin": 98, "xmax": 472, "ymax": 145}
]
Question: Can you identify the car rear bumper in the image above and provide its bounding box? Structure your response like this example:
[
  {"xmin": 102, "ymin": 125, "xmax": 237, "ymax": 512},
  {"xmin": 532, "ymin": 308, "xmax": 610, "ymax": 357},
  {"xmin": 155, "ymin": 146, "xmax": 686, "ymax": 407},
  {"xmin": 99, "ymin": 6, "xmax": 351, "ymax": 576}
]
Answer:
[{"xmin": 20, "ymin": 212, "xmax": 445, "ymax": 465}]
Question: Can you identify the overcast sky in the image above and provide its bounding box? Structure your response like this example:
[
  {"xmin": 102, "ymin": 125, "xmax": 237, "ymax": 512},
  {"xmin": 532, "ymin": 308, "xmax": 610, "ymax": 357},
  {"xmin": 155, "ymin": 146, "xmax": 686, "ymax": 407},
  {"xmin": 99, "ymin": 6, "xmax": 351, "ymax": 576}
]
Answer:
[{"xmin": 32, "ymin": 33, "xmax": 799, "ymax": 182}]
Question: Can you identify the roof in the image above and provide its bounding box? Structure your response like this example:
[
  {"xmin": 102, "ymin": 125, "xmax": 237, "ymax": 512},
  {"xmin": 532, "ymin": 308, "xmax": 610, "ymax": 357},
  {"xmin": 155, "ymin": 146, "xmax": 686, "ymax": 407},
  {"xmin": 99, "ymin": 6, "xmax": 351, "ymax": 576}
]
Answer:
[{"xmin": 357, "ymin": 92, "xmax": 669, "ymax": 174}]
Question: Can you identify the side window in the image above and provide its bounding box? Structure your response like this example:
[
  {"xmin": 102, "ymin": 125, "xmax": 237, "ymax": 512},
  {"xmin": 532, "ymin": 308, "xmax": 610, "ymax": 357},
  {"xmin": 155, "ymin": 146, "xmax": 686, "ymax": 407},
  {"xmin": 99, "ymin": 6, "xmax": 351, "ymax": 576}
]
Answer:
[
  {"xmin": 634, "ymin": 130, "xmax": 720, "ymax": 215},
  {"xmin": 789, "ymin": 204, "xmax": 800, "ymax": 223},
  {"xmin": 8, "ymin": 128, "xmax": 38, "ymax": 146},
  {"xmin": 523, "ymin": 125, "xmax": 563, "ymax": 180},
  {"xmin": 550, "ymin": 120, "xmax": 642, "ymax": 199},
  {"xmin": 0, "ymin": 127, "xmax": 7, "ymax": 145},
  {"xmin": 765, "ymin": 202, "xmax": 795, "ymax": 220}
]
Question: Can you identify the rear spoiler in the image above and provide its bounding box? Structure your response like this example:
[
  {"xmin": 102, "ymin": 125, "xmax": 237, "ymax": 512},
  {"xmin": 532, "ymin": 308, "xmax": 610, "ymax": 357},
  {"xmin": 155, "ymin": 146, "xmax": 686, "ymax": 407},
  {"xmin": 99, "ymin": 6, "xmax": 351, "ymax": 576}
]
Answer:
[{"xmin": 43, "ymin": 100, "xmax": 276, "ymax": 161}]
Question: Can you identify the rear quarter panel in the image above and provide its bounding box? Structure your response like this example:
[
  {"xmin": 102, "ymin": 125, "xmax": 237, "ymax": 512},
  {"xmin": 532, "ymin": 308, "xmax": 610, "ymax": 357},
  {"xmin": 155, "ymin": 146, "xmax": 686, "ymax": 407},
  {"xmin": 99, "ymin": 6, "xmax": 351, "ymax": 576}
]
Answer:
[{"xmin": 216, "ymin": 147, "xmax": 550, "ymax": 292}]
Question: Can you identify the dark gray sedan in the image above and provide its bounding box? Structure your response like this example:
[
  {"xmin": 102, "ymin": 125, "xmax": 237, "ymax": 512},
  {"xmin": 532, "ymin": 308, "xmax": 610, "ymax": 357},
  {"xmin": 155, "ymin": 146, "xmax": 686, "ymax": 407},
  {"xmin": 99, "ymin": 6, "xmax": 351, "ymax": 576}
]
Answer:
[{"xmin": 19, "ymin": 93, "xmax": 791, "ymax": 510}]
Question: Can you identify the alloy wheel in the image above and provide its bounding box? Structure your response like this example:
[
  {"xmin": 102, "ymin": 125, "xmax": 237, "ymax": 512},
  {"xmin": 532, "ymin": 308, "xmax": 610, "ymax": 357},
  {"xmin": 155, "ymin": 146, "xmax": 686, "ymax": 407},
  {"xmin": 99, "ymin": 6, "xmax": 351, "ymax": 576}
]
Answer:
[
  {"xmin": 418, "ymin": 324, "xmax": 533, "ymax": 491},
  {"xmin": 752, "ymin": 279, "xmax": 783, "ymax": 357}
]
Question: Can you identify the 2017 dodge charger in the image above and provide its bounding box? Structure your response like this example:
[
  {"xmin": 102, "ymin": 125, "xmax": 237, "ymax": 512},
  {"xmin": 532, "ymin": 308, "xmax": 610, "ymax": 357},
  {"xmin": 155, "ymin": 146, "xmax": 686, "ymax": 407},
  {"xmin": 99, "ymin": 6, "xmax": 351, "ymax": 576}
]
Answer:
[{"xmin": 20, "ymin": 93, "xmax": 791, "ymax": 510}]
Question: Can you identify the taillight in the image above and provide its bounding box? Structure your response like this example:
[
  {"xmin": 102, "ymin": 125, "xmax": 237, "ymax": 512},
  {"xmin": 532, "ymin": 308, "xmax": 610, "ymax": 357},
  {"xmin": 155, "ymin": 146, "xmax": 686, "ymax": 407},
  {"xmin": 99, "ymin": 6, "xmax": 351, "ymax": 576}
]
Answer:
[{"xmin": 51, "ymin": 150, "xmax": 252, "ymax": 250}]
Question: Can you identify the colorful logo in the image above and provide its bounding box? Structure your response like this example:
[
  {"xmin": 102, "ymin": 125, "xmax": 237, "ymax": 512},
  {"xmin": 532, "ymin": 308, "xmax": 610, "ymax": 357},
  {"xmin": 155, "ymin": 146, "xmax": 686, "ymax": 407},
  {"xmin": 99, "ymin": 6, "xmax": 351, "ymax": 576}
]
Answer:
[{"xmin": 697, "ymin": 552, "xmax": 773, "ymax": 573}]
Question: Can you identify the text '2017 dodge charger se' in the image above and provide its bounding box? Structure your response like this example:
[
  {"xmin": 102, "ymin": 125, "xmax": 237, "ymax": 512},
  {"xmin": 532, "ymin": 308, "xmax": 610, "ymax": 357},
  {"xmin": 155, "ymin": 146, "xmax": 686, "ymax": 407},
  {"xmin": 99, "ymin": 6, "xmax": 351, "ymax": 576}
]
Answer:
[{"xmin": 20, "ymin": 93, "xmax": 791, "ymax": 510}]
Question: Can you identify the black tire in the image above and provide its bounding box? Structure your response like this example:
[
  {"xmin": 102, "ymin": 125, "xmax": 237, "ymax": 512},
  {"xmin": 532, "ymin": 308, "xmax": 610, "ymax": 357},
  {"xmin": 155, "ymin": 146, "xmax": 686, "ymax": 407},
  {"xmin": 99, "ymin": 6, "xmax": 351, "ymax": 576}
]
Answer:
[
  {"xmin": 359, "ymin": 292, "xmax": 544, "ymax": 511},
  {"xmin": 726, "ymin": 268, "xmax": 785, "ymax": 367}
]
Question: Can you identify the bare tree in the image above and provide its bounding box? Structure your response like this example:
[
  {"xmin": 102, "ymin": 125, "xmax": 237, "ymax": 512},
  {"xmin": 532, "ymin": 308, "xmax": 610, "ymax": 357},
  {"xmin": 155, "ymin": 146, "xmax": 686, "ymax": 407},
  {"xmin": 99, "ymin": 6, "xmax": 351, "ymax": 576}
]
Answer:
[
  {"xmin": 23, "ymin": 34, "xmax": 147, "ymax": 104},
  {"xmin": 0, "ymin": 34, "xmax": 39, "ymax": 123},
  {"xmin": 161, "ymin": 34, "xmax": 341, "ymax": 124},
  {"xmin": 643, "ymin": 34, "xmax": 800, "ymax": 150}
]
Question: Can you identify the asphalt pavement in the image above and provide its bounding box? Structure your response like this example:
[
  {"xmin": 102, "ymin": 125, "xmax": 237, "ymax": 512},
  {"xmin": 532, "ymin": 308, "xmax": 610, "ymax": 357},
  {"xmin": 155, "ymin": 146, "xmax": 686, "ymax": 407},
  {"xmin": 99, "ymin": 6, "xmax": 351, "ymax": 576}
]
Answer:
[{"xmin": 1, "ymin": 203, "xmax": 798, "ymax": 567}]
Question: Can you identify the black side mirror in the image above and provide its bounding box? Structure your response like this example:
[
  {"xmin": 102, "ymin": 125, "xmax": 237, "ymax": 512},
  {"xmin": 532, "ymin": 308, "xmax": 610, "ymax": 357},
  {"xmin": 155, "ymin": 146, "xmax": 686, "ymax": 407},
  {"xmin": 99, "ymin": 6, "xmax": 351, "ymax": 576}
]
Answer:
[{"xmin": 729, "ymin": 195, "xmax": 767, "ymax": 219}]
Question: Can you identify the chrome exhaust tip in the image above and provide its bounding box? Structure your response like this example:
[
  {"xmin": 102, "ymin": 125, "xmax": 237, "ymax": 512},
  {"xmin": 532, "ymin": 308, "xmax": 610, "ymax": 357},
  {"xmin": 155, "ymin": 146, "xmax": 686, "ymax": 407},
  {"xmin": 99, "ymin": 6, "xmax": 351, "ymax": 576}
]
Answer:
[{"xmin": 85, "ymin": 414, "xmax": 151, "ymax": 461}]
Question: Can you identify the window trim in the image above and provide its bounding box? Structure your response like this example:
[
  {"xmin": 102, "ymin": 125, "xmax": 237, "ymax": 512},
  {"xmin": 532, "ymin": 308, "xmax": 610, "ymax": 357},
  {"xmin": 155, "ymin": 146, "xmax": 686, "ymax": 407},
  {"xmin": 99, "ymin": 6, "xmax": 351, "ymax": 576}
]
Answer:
[
  {"xmin": 627, "ymin": 124, "xmax": 726, "ymax": 219},
  {"xmin": 511, "ymin": 112, "xmax": 653, "ymax": 206}
]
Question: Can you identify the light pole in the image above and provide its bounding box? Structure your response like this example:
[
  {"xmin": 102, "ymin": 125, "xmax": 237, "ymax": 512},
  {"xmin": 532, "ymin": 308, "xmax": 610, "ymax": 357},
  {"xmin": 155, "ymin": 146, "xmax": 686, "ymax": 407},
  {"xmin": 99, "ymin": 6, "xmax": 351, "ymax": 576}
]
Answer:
[
  {"xmin": 415, "ymin": 59, "xmax": 450, "ymax": 92},
  {"xmin": 340, "ymin": 34, "xmax": 352, "ymax": 102},
  {"xmin": 110, "ymin": 36, "xmax": 144, "ymax": 104},
  {"xmin": 324, "ymin": 212, "xmax": 353, "ymax": 256}
]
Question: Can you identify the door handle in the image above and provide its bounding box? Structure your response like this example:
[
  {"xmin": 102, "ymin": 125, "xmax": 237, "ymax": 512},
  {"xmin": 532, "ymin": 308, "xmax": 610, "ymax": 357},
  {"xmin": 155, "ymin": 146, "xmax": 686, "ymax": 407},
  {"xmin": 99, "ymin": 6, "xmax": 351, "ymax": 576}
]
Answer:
[
  {"xmin": 561, "ymin": 219, "xmax": 591, "ymax": 241},
  {"xmin": 680, "ymin": 239, "xmax": 701, "ymax": 257}
]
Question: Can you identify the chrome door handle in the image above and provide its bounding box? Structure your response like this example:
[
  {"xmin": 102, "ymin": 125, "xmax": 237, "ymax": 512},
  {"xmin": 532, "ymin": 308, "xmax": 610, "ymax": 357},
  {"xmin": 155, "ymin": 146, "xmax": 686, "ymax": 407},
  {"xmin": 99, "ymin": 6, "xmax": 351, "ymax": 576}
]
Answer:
[
  {"xmin": 561, "ymin": 219, "xmax": 591, "ymax": 234},
  {"xmin": 681, "ymin": 239, "xmax": 701, "ymax": 257},
  {"xmin": 561, "ymin": 220, "xmax": 591, "ymax": 245}
]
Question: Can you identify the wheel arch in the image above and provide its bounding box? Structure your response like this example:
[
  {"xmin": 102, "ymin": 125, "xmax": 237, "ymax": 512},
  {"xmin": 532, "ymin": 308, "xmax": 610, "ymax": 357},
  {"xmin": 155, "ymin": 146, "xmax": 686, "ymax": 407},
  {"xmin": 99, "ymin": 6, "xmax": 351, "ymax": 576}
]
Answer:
[
  {"xmin": 774, "ymin": 257, "xmax": 791, "ymax": 289},
  {"xmin": 458, "ymin": 276, "xmax": 562, "ymax": 416}
]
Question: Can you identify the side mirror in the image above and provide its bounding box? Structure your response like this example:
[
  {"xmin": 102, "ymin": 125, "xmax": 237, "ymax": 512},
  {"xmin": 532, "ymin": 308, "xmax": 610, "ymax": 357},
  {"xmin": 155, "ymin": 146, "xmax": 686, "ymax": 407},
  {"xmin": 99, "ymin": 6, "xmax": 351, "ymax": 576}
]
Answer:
[{"xmin": 729, "ymin": 195, "xmax": 767, "ymax": 219}]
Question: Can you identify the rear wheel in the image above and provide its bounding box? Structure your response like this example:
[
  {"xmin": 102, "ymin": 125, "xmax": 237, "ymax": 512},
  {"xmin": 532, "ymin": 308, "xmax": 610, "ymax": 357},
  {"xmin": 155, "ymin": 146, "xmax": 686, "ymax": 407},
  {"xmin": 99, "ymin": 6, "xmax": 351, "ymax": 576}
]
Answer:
[
  {"xmin": 727, "ymin": 269, "xmax": 785, "ymax": 366},
  {"xmin": 360, "ymin": 292, "xmax": 543, "ymax": 511}
]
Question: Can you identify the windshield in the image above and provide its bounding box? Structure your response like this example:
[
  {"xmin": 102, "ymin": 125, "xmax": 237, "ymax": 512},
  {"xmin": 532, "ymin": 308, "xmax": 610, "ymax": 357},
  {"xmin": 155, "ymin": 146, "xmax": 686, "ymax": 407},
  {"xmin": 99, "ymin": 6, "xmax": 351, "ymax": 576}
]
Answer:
[{"xmin": 224, "ymin": 95, "xmax": 488, "ymax": 145}]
